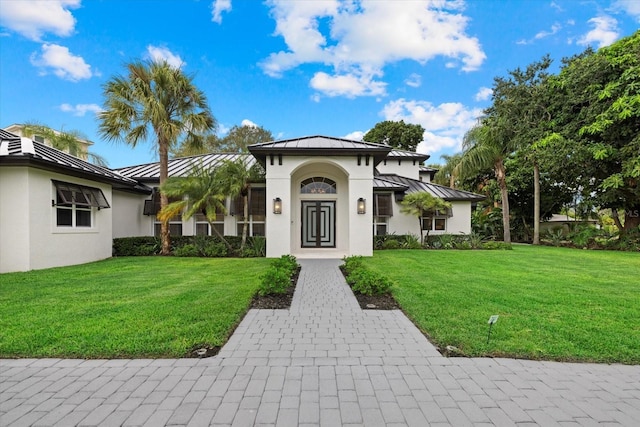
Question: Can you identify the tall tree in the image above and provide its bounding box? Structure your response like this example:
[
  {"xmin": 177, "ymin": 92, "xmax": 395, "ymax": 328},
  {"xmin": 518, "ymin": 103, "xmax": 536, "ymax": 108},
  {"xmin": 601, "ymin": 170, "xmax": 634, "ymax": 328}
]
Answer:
[
  {"xmin": 21, "ymin": 123, "xmax": 108, "ymax": 166},
  {"xmin": 400, "ymin": 192, "xmax": 452, "ymax": 245},
  {"xmin": 363, "ymin": 120, "xmax": 424, "ymax": 152},
  {"xmin": 456, "ymin": 122, "xmax": 516, "ymax": 242},
  {"xmin": 158, "ymin": 162, "xmax": 232, "ymax": 250},
  {"xmin": 216, "ymin": 158, "xmax": 264, "ymax": 251},
  {"xmin": 98, "ymin": 60, "xmax": 216, "ymax": 255},
  {"xmin": 172, "ymin": 123, "xmax": 273, "ymax": 157},
  {"xmin": 554, "ymin": 31, "xmax": 640, "ymax": 234}
]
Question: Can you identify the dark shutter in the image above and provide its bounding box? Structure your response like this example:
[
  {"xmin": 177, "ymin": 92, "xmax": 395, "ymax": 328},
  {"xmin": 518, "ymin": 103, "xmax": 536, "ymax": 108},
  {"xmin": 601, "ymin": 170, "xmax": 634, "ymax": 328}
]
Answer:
[
  {"xmin": 250, "ymin": 187, "xmax": 266, "ymax": 216},
  {"xmin": 52, "ymin": 180, "xmax": 110, "ymax": 209},
  {"xmin": 143, "ymin": 188, "xmax": 160, "ymax": 215},
  {"xmin": 374, "ymin": 194, "xmax": 393, "ymax": 217}
]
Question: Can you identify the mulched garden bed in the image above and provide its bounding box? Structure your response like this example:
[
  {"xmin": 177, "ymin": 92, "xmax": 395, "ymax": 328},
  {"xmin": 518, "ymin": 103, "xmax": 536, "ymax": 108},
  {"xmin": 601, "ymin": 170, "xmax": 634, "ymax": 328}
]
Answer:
[
  {"xmin": 339, "ymin": 266, "xmax": 400, "ymax": 310},
  {"xmin": 250, "ymin": 266, "xmax": 301, "ymax": 309}
]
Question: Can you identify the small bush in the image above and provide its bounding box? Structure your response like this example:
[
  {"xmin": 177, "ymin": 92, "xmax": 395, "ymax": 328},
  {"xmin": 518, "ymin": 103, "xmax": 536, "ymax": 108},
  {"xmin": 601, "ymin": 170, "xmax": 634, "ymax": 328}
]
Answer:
[
  {"xmin": 342, "ymin": 255, "xmax": 364, "ymax": 275},
  {"xmin": 173, "ymin": 244, "xmax": 200, "ymax": 257},
  {"xmin": 382, "ymin": 239, "xmax": 401, "ymax": 250},
  {"xmin": 249, "ymin": 236, "xmax": 267, "ymax": 257},
  {"xmin": 258, "ymin": 267, "xmax": 290, "ymax": 296},
  {"xmin": 454, "ymin": 241, "xmax": 472, "ymax": 250},
  {"xmin": 482, "ymin": 241, "xmax": 513, "ymax": 250},
  {"xmin": 402, "ymin": 234, "xmax": 422, "ymax": 249},
  {"xmin": 202, "ymin": 242, "xmax": 228, "ymax": 257},
  {"xmin": 113, "ymin": 237, "xmax": 160, "ymax": 256},
  {"xmin": 257, "ymin": 255, "xmax": 299, "ymax": 296}
]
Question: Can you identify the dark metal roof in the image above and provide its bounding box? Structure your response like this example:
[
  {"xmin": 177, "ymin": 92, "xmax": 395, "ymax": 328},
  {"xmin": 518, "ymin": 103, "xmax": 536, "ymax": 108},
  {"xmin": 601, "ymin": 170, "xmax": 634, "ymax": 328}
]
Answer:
[
  {"xmin": 419, "ymin": 166, "xmax": 438, "ymax": 173},
  {"xmin": 114, "ymin": 153, "xmax": 255, "ymax": 181},
  {"xmin": 376, "ymin": 174, "xmax": 485, "ymax": 201},
  {"xmin": 373, "ymin": 178, "xmax": 409, "ymax": 191},
  {"xmin": 387, "ymin": 149, "xmax": 430, "ymax": 161},
  {"xmin": 0, "ymin": 131, "xmax": 147, "ymax": 192},
  {"xmin": 249, "ymin": 135, "xmax": 392, "ymax": 166}
]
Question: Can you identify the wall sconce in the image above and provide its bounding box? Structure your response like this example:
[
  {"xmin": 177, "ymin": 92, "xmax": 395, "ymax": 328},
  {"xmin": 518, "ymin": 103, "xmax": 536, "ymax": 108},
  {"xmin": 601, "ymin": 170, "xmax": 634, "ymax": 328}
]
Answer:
[
  {"xmin": 273, "ymin": 197, "xmax": 282, "ymax": 214},
  {"xmin": 357, "ymin": 198, "xmax": 366, "ymax": 214}
]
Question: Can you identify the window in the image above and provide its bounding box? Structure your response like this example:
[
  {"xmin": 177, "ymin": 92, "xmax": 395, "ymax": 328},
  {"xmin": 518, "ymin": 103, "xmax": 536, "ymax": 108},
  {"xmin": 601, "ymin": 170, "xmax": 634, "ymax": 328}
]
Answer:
[
  {"xmin": 301, "ymin": 177, "xmax": 337, "ymax": 194},
  {"xmin": 373, "ymin": 217, "xmax": 388, "ymax": 236},
  {"xmin": 232, "ymin": 187, "xmax": 266, "ymax": 237},
  {"xmin": 34, "ymin": 135, "xmax": 45, "ymax": 143},
  {"xmin": 195, "ymin": 211, "xmax": 224, "ymax": 236},
  {"xmin": 53, "ymin": 181, "xmax": 109, "ymax": 229},
  {"xmin": 373, "ymin": 193, "xmax": 393, "ymax": 217},
  {"xmin": 422, "ymin": 215, "xmax": 448, "ymax": 232},
  {"xmin": 154, "ymin": 219, "xmax": 183, "ymax": 237}
]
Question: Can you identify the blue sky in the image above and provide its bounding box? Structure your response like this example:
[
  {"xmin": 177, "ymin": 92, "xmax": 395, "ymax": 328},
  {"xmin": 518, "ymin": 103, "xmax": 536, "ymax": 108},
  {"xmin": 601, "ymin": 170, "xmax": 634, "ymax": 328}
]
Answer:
[{"xmin": 1, "ymin": 0, "xmax": 638, "ymax": 168}]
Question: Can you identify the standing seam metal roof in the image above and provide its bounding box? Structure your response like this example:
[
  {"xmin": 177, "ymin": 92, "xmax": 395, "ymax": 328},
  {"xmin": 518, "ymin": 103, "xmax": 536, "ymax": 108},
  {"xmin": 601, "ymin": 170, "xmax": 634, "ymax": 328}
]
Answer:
[
  {"xmin": 0, "ymin": 131, "xmax": 145, "ymax": 190},
  {"xmin": 376, "ymin": 174, "xmax": 485, "ymax": 201},
  {"xmin": 114, "ymin": 153, "xmax": 255, "ymax": 180}
]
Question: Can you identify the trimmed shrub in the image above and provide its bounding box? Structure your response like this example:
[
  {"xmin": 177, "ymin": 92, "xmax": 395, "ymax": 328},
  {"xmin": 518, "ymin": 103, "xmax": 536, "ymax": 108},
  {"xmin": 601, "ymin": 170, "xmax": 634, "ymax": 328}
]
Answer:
[
  {"xmin": 382, "ymin": 239, "xmax": 401, "ymax": 250},
  {"xmin": 342, "ymin": 256, "xmax": 393, "ymax": 296},
  {"xmin": 257, "ymin": 255, "xmax": 299, "ymax": 296},
  {"xmin": 173, "ymin": 244, "xmax": 199, "ymax": 257},
  {"xmin": 482, "ymin": 241, "xmax": 513, "ymax": 250},
  {"xmin": 112, "ymin": 235, "xmax": 264, "ymax": 257},
  {"xmin": 113, "ymin": 237, "xmax": 160, "ymax": 256},
  {"xmin": 258, "ymin": 267, "xmax": 290, "ymax": 296}
]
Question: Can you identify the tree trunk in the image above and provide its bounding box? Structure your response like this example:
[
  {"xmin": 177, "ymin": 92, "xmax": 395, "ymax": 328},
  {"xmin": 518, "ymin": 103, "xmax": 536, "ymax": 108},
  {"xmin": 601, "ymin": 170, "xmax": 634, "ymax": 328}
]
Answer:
[
  {"xmin": 419, "ymin": 217, "xmax": 424, "ymax": 246},
  {"xmin": 206, "ymin": 218, "xmax": 232, "ymax": 251},
  {"xmin": 533, "ymin": 161, "xmax": 540, "ymax": 245},
  {"xmin": 241, "ymin": 193, "xmax": 249, "ymax": 251},
  {"xmin": 611, "ymin": 208, "xmax": 624, "ymax": 233},
  {"xmin": 622, "ymin": 205, "xmax": 640, "ymax": 235},
  {"xmin": 495, "ymin": 159, "xmax": 511, "ymax": 243},
  {"xmin": 159, "ymin": 138, "xmax": 171, "ymax": 255}
]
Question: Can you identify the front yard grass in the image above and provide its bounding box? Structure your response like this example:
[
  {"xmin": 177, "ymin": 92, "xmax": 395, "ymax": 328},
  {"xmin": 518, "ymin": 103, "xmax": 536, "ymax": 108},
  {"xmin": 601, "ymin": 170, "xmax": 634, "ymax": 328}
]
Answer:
[
  {"xmin": 364, "ymin": 245, "xmax": 640, "ymax": 364},
  {"xmin": 0, "ymin": 257, "xmax": 269, "ymax": 358}
]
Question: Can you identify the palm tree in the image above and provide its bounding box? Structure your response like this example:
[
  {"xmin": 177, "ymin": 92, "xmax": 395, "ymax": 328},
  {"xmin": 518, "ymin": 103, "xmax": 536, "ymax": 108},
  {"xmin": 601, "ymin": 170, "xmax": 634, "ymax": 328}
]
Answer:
[
  {"xmin": 158, "ymin": 162, "xmax": 232, "ymax": 250},
  {"xmin": 98, "ymin": 60, "xmax": 216, "ymax": 255},
  {"xmin": 216, "ymin": 158, "xmax": 264, "ymax": 251},
  {"xmin": 400, "ymin": 192, "xmax": 452, "ymax": 245},
  {"xmin": 20, "ymin": 123, "xmax": 108, "ymax": 166},
  {"xmin": 455, "ymin": 122, "xmax": 516, "ymax": 242}
]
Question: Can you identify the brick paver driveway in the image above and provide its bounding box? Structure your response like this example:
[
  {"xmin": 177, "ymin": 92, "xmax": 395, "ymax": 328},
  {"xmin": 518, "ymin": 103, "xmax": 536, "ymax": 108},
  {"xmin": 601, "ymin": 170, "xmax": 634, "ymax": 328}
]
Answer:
[{"xmin": 2, "ymin": 259, "xmax": 639, "ymax": 426}]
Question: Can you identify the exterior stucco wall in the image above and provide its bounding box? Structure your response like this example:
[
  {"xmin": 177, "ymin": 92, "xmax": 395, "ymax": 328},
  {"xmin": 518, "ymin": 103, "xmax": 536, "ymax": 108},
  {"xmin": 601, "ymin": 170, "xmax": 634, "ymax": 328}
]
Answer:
[
  {"xmin": 0, "ymin": 167, "xmax": 31, "ymax": 273},
  {"xmin": 264, "ymin": 155, "xmax": 373, "ymax": 258},
  {"xmin": 387, "ymin": 200, "xmax": 472, "ymax": 236},
  {"xmin": 377, "ymin": 160, "xmax": 420, "ymax": 180},
  {"xmin": 0, "ymin": 167, "xmax": 113, "ymax": 273},
  {"xmin": 112, "ymin": 191, "xmax": 154, "ymax": 238}
]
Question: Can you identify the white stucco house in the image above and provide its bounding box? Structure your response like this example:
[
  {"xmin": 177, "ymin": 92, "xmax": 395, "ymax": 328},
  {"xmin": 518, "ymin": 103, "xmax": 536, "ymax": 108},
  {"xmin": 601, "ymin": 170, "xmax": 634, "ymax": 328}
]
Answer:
[{"xmin": 1, "ymin": 132, "xmax": 484, "ymax": 273}]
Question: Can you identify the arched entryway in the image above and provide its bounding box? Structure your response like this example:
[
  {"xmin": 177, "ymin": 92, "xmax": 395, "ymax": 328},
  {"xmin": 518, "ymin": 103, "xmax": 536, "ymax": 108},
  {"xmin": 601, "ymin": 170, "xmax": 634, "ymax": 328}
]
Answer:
[{"xmin": 290, "ymin": 161, "xmax": 349, "ymax": 257}]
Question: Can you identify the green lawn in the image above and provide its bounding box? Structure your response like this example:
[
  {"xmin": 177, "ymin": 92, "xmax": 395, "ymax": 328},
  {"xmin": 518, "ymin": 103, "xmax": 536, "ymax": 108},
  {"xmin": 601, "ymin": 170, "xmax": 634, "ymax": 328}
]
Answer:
[
  {"xmin": 0, "ymin": 257, "xmax": 269, "ymax": 358},
  {"xmin": 364, "ymin": 245, "xmax": 640, "ymax": 364}
]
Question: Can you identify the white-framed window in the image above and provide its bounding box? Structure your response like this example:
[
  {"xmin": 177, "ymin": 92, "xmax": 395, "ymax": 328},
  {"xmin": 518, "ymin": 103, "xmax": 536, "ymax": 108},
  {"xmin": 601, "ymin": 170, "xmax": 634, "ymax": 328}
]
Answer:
[
  {"xmin": 422, "ymin": 209, "xmax": 450, "ymax": 232},
  {"xmin": 232, "ymin": 187, "xmax": 266, "ymax": 237},
  {"xmin": 154, "ymin": 216, "xmax": 183, "ymax": 237},
  {"xmin": 53, "ymin": 180, "xmax": 109, "ymax": 228},
  {"xmin": 195, "ymin": 211, "xmax": 224, "ymax": 236}
]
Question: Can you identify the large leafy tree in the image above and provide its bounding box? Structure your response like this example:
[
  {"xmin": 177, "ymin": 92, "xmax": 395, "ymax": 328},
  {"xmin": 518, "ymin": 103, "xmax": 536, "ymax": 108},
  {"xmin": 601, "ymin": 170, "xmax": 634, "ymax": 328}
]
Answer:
[
  {"xmin": 554, "ymin": 31, "xmax": 640, "ymax": 234},
  {"xmin": 216, "ymin": 158, "xmax": 264, "ymax": 250},
  {"xmin": 21, "ymin": 123, "xmax": 107, "ymax": 166},
  {"xmin": 363, "ymin": 120, "xmax": 424, "ymax": 152},
  {"xmin": 172, "ymin": 124, "xmax": 273, "ymax": 157},
  {"xmin": 400, "ymin": 192, "xmax": 452, "ymax": 245},
  {"xmin": 98, "ymin": 60, "xmax": 216, "ymax": 255}
]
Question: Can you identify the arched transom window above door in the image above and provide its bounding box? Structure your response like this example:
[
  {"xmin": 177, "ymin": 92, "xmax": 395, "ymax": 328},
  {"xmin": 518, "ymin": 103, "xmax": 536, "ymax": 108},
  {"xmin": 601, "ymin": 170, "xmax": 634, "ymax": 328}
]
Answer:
[{"xmin": 300, "ymin": 177, "xmax": 337, "ymax": 194}]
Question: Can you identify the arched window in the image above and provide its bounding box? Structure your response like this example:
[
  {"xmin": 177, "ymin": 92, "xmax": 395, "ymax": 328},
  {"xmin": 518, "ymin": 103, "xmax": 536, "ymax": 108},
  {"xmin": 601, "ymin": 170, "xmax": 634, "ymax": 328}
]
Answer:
[{"xmin": 300, "ymin": 177, "xmax": 337, "ymax": 194}]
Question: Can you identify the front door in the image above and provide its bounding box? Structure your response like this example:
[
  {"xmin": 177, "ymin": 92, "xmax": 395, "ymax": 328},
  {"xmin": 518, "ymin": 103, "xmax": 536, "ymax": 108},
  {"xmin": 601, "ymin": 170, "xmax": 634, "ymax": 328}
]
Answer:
[{"xmin": 301, "ymin": 201, "xmax": 336, "ymax": 248}]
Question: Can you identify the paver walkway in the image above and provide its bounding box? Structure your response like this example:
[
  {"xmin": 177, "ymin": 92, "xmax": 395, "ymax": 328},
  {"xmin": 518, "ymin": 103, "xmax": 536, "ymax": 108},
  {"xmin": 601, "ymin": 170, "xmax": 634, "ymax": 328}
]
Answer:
[{"xmin": 2, "ymin": 259, "xmax": 639, "ymax": 426}]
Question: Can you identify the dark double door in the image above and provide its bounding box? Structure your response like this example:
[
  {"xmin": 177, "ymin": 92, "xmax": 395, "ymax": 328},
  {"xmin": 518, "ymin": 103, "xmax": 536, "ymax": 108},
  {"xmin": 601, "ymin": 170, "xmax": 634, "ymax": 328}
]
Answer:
[{"xmin": 301, "ymin": 201, "xmax": 336, "ymax": 248}]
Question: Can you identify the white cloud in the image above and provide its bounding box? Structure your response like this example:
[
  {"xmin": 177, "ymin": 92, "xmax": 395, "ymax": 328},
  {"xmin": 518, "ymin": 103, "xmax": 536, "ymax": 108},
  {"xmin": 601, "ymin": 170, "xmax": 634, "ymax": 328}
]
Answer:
[
  {"xmin": 310, "ymin": 71, "xmax": 386, "ymax": 98},
  {"xmin": 578, "ymin": 16, "xmax": 619, "ymax": 48},
  {"xmin": 474, "ymin": 87, "xmax": 492, "ymax": 102},
  {"xmin": 241, "ymin": 119, "xmax": 258, "ymax": 128},
  {"xmin": 381, "ymin": 98, "xmax": 482, "ymax": 154},
  {"xmin": 261, "ymin": 0, "xmax": 485, "ymax": 98},
  {"xmin": 212, "ymin": 0, "xmax": 232, "ymax": 24},
  {"xmin": 218, "ymin": 124, "xmax": 230, "ymax": 136},
  {"xmin": 614, "ymin": 0, "xmax": 640, "ymax": 21},
  {"xmin": 405, "ymin": 73, "xmax": 422, "ymax": 88},
  {"xmin": 59, "ymin": 103, "xmax": 103, "ymax": 116},
  {"xmin": 0, "ymin": 0, "xmax": 79, "ymax": 41},
  {"xmin": 146, "ymin": 45, "xmax": 185, "ymax": 69},
  {"xmin": 30, "ymin": 43, "xmax": 93, "ymax": 81},
  {"xmin": 343, "ymin": 131, "xmax": 364, "ymax": 141},
  {"xmin": 535, "ymin": 22, "xmax": 561, "ymax": 40}
]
